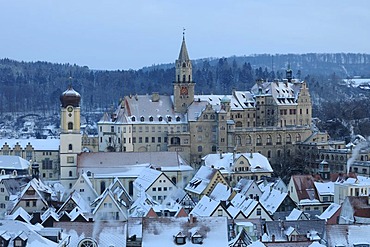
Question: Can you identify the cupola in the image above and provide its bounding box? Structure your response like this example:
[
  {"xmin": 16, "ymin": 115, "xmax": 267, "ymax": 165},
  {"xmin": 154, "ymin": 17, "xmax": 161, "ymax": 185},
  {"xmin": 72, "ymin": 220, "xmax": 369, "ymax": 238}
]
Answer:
[{"xmin": 60, "ymin": 86, "xmax": 81, "ymax": 107}]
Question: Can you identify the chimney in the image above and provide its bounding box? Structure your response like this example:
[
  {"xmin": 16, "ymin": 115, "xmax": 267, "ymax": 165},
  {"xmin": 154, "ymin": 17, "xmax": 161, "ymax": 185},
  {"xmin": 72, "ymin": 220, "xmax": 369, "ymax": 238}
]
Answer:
[{"xmin": 152, "ymin": 92, "xmax": 160, "ymax": 102}]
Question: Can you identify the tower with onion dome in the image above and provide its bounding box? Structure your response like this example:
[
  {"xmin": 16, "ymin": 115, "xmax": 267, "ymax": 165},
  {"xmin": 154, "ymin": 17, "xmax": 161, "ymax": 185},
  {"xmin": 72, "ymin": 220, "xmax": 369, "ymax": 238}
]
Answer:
[{"xmin": 59, "ymin": 83, "xmax": 82, "ymax": 190}]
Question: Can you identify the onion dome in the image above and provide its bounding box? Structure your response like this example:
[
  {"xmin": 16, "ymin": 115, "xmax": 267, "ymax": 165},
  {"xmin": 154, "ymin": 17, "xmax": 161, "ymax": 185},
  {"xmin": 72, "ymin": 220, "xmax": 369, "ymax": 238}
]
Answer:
[
  {"xmin": 221, "ymin": 96, "xmax": 231, "ymax": 103},
  {"xmin": 60, "ymin": 85, "xmax": 81, "ymax": 107}
]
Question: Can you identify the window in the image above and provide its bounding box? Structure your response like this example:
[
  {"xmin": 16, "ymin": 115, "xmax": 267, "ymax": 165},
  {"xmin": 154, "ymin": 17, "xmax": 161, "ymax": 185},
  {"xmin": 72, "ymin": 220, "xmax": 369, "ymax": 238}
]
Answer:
[
  {"xmin": 256, "ymin": 135, "xmax": 262, "ymax": 146},
  {"xmin": 217, "ymin": 209, "xmax": 223, "ymax": 216},
  {"xmin": 257, "ymin": 208, "xmax": 261, "ymax": 216},
  {"xmin": 140, "ymin": 116, "xmax": 145, "ymax": 122},
  {"xmin": 198, "ymin": 146, "xmax": 203, "ymax": 152},
  {"xmin": 67, "ymin": 156, "xmax": 74, "ymax": 163},
  {"xmin": 68, "ymin": 122, "xmax": 73, "ymax": 130},
  {"xmin": 68, "ymin": 144, "xmax": 73, "ymax": 151},
  {"xmin": 286, "ymin": 134, "xmax": 292, "ymax": 144},
  {"xmin": 33, "ymin": 201, "xmax": 36, "ymax": 207},
  {"xmin": 78, "ymin": 238, "xmax": 98, "ymax": 247},
  {"xmin": 266, "ymin": 135, "xmax": 272, "ymax": 144},
  {"xmin": 149, "ymin": 116, "xmax": 153, "ymax": 122},
  {"xmin": 14, "ymin": 240, "xmax": 23, "ymax": 247},
  {"xmin": 26, "ymin": 201, "xmax": 30, "ymax": 207},
  {"xmin": 69, "ymin": 171, "xmax": 73, "ymax": 177}
]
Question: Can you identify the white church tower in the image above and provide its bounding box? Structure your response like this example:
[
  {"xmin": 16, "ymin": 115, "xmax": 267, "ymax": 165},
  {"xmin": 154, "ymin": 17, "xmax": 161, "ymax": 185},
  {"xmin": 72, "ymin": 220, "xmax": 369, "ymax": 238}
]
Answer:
[{"xmin": 59, "ymin": 84, "xmax": 82, "ymax": 190}]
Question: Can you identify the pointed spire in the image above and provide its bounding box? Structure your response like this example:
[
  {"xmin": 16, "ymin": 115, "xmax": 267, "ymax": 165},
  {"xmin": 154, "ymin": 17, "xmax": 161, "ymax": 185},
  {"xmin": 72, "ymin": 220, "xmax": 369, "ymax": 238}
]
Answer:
[{"xmin": 178, "ymin": 29, "xmax": 190, "ymax": 61}]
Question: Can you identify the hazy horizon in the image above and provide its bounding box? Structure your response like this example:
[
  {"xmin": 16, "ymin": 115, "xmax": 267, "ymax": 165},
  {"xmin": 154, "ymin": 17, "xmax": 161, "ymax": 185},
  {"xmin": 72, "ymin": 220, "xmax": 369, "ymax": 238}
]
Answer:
[{"xmin": 1, "ymin": 1, "xmax": 369, "ymax": 70}]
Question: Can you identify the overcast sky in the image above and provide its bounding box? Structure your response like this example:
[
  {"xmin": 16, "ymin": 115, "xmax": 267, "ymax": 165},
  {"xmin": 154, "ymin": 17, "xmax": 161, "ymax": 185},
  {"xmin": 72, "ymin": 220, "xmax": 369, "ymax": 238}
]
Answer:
[{"xmin": 1, "ymin": 0, "xmax": 369, "ymax": 70}]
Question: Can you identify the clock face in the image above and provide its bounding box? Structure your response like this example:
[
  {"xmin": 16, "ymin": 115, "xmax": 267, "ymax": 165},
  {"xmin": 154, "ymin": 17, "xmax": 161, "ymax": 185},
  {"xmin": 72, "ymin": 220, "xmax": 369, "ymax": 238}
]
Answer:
[
  {"xmin": 67, "ymin": 106, "xmax": 73, "ymax": 112},
  {"xmin": 180, "ymin": 86, "xmax": 188, "ymax": 95}
]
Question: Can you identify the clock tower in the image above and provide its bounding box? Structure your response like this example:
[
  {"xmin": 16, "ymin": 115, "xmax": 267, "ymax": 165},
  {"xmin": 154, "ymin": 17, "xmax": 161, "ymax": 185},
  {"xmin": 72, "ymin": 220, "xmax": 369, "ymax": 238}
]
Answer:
[
  {"xmin": 173, "ymin": 34, "xmax": 195, "ymax": 113},
  {"xmin": 59, "ymin": 84, "xmax": 82, "ymax": 191}
]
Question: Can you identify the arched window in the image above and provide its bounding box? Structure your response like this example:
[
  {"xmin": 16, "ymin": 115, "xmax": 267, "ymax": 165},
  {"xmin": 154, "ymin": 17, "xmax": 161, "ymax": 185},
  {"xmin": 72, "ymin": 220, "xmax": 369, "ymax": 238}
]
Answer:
[
  {"xmin": 198, "ymin": 146, "xmax": 203, "ymax": 152},
  {"xmin": 296, "ymin": 134, "xmax": 301, "ymax": 142},
  {"xmin": 236, "ymin": 121, "xmax": 242, "ymax": 127},
  {"xmin": 171, "ymin": 137, "xmax": 180, "ymax": 145},
  {"xmin": 277, "ymin": 134, "xmax": 282, "ymax": 144},
  {"xmin": 69, "ymin": 171, "xmax": 72, "ymax": 177},
  {"xmin": 100, "ymin": 181, "xmax": 106, "ymax": 194},
  {"xmin": 267, "ymin": 135, "xmax": 272, "ymax": 144},
  {"xmin": 235, "ymin": 136, "xmax": 241, "ymax": 145},
  {"xmin": 68, "ymin": 122, "xmax": 73, "ymax": 130},
  {"xmin": 78, "ymin": 238, "xmax": 98, "ymax": 247},
  {"xmin": 68, "ymin": 144, "xmax": 73, "ymax": 151},
  {"xmin": 267, "ymin": 150, "xmax": 271, "ymax": 158},
  {"xmin": 246, "ymin": 135, "xmax": 252, "ymax": 145},
  {"xmin": 183, "ymin": 75, "xmax": 186, "ymax": 82},
  {"xmin": 286, "ymin": 134, "xmax": 291, "ymax": 143},
  {"xmin": 256, "ymin": 135, "xmax": 262, "ymax": 146}
]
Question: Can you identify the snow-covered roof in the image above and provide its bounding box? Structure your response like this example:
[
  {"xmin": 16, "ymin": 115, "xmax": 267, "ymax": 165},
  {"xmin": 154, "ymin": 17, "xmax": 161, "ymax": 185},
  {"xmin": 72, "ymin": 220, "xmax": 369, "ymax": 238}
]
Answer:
[
  {"xmin": 209, "ymin": 183, "xmax": 233, "ymax": 201},
  {"xmin": 55, "ymin": 221, "xmax": 127, "ymax": 247},
  {"xmin": 0, "ymin": 220, "xmax": 63, "ymax": 246},
  {"xmin": 190, "ymin": 195, "xmax": 220, "ymax": 217},
  {"xmin": 0, "ymin": 138, "xmax": 60, "ymax": 150},
  {"xmin": 285, "ymin": 208, "xmax": 305, "ymax": 221},
  {"xmin": 314, "ymin": 181, "xmax": 334, "ymax": 196},
  {"xmin": 141, "ymin": 216, "xmax": 228, "ymax": 247},
  {"xmin": 318, "ymin": 203, "xmax": 341, "ymax": 220},
  {"xmin": 260, "ymin": 188, "xmax": 288, "ymax": 215},
  {"xmin": 326, "ymin": 224, "xmax": 370, "ymax": 247},
  {"xmin": 203, "ymin": 152, "xmax": 273, "ymax": 173},
  {"xmin": 185, "ymin": 166, "xmax": 217, "ymax": 195},
  {"xmin": 133, "ymin": 167, "xmax": 163, "ymax": 191},
  {"xmin": 0, "ymin": 155, "xmax": 30, "ymax": 170},
  {"xmin": 6, "ymin": 207, "xmax": 32, "ymax": 223},
  {"xmin": 77, "ymin": 151, "xmax": 192, "ymax": 176}
]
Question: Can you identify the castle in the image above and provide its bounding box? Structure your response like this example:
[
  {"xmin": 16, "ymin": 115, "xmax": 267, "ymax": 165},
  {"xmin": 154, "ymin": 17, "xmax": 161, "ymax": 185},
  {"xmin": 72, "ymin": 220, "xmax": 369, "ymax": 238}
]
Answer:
[{"xmin": 97, "ymin": 35, "xmax": 315, "ymax": 168}]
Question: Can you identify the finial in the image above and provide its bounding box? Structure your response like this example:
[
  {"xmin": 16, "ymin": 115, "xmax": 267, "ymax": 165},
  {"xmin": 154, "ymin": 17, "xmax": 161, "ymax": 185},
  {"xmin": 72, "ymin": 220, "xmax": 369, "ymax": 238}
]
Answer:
[
  {"xmin": 68, "ymin": 71, "xmax": 73, "ymax": 88},
  {"xmin": 182, "ymin": 27, "xmax": 186, "ymax": 40}
]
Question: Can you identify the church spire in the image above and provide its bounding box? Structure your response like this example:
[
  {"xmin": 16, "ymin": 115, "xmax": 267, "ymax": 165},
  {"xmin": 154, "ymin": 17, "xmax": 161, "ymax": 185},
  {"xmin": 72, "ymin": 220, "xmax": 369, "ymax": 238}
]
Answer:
[{"xmin": 178, "ymin": 29, "xmax": 190, "ymax": 62}]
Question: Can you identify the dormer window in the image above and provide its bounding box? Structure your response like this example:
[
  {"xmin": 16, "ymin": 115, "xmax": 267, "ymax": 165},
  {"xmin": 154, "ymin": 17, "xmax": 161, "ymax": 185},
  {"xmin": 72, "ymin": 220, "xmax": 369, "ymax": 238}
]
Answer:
[
  {"xmin": 176, "ymin": 116, "xmax": 181, "ymax": 122},
  {"xmin": 140, "ymin": 116, "xmax": 145, "ymax": 122},
  {"xmin": 167, "ymin": 116, "xmax": 172, "ymax": 122},
  {"xmin": 174, "ymin": 232, "xmax": 186, "ymax": 245},
  {"xmin": 149, "ymin": 116, "xmax": 154, "ymax": 122},
  {"xmin": 158, "ymin": 116, "xmax": 163, "ymax": 122},
  {"xmin": 131, "ymin": 116, "xmax": 136, "ymax": 122},
  {"xmin": 192, "ymin": 232, "xmax": 203, "ymax": 244}
]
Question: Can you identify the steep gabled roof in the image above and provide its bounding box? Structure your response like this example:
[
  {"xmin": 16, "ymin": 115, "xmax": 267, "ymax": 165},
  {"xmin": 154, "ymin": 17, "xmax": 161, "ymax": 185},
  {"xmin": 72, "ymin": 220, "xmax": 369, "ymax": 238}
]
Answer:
[
  {"xmin": 291, "ymin": 175, "xmax": 318, "ymax": 201},
  {"xmin": 185, "ymin": 166, "xmax": 218, "ymax": 195},
  {"xmin": 260, "ymin": 188, "xmax": 289, "ymax": 215}
]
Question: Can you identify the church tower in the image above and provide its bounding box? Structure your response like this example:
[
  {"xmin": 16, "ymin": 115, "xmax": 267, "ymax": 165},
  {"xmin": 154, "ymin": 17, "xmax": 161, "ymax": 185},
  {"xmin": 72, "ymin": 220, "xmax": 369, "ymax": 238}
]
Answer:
[
  {"xmin": 173, "ymin": 34, "xmax": 195, "ymax": 113},
  {"xmin": 59, "ymin": 84, "xmax": 82, "ymax": 191}
]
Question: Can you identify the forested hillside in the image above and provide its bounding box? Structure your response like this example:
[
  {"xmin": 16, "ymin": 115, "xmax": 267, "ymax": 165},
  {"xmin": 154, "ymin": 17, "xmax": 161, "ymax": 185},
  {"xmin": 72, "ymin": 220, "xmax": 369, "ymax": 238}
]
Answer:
[{"xmin": 1, "ymin": 53, "xmax": 370, "ymax": 139}]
